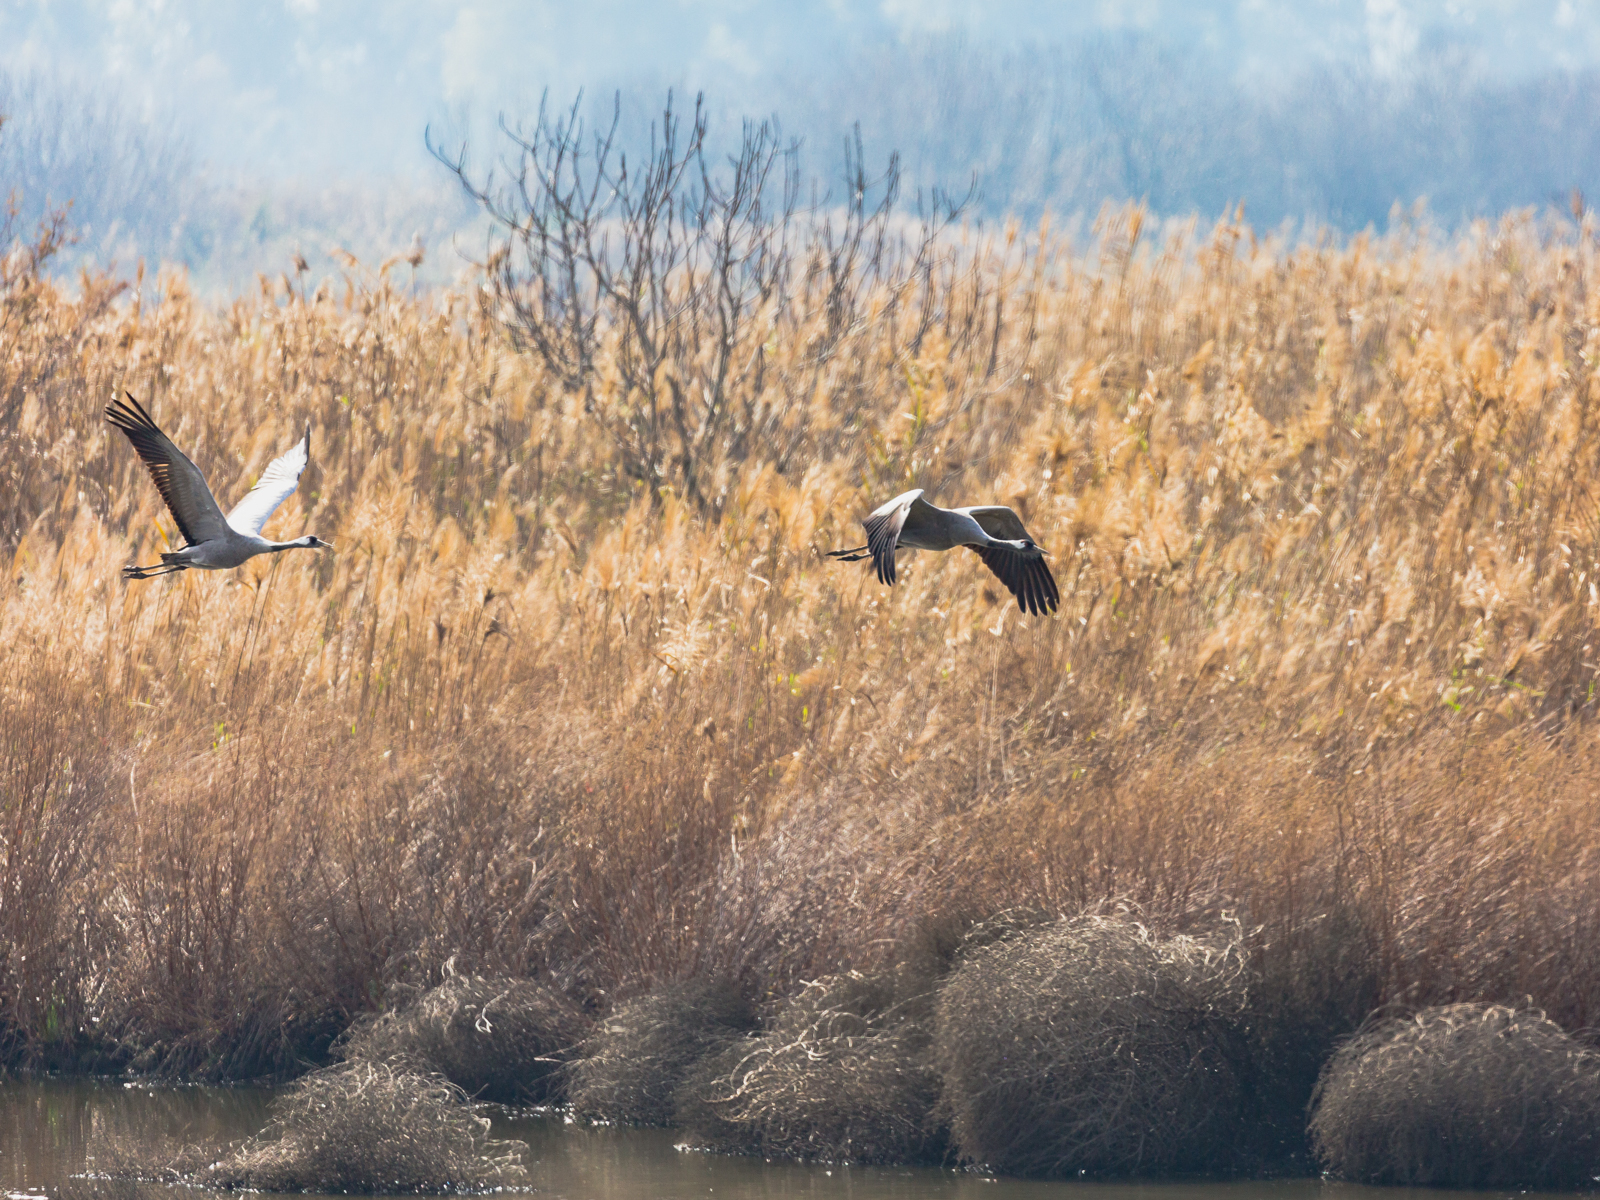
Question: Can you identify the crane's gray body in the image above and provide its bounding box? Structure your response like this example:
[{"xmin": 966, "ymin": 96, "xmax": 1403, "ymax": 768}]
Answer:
[{"xmin": 155, "ymin": 529, "xmax": 319, "ymax": 572}]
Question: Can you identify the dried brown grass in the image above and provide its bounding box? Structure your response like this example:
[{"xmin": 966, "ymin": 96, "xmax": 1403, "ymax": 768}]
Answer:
[
  {"xmin": 677, "ymin": 969, "xmax": 942, "ymax": 1164},
  {"xmin": 933, "ymin": 914, "xmax": 1252, "ymax": 1177},
  {"xmin": 202, "ymin": 1060, "xmax": 528, "ymax": 1192},
  {"xmin": 2, "ymin": 196, "xmax": 1600, "ymax": 1165},
  {"xmin": 337, "ymin": 973, "xmax": 587, "ymax": 1103},
  {"xmin": 567, "ymin": 976, "xmax": 754, "ymax": 1125},
  {"xmin": 1309, "ymin": 1003, "xmax": 1600, "ymax": 1188}
]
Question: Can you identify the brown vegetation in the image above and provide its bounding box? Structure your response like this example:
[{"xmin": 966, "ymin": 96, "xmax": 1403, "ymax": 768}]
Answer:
[
  {"xmin": 203, "ymin": 1061, "xmax": 527, "ymax": 1193},
  {"xmin": 1309, "ymin": 1003, "xmax": 1600, "ymax": 1188},
  {"xmin": 677, "ymin": 969, "xmax": 941, "ymax": 1163},
  {"xmin": 73, "ymin": 1062, "xmax": 524, "ymax": 1194},
  {"xmin": 568, "ymin": 975, "xmax": 754, "ymax": 1125},
  {"xmin": 933, "ymin": 914, "xmax": 1250, "ymax": 1176},
  {"xmin": 336, "ymin": 973, "xmax": 586, "ymax": 1104},
  {"xmin": 8, "ymin": 119, "xmax": 1600, "ymax": 1170}
]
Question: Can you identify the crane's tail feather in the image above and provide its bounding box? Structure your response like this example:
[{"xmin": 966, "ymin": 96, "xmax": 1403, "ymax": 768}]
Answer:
[{"xmin": 826, "ymin": 545, "xmax": 871, "ymax": 562}]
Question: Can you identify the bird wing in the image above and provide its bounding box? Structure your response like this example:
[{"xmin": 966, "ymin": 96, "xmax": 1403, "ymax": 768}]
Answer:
[
  {"xmin": 957, "ymin": 504, "xmax": 1035, "ymax": 542},
  {"xmin": 227, "ymin": 424, "xmax": 311, "ymax": 536},
  {"xmin": 861, "ymin": 489, "xmax": 923, "ymax": 586},
  {"xmin": 972, "ymin": 544, "xmax": 1060, "ymax": 616},
  {"xmin": 105, "ymin": 393, "xmax": 231, "ymax": 547}
]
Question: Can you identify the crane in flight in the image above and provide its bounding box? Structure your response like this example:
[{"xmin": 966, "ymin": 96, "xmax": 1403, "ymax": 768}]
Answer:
[
  {"xmin": 827, "ymin": 488, "xmax": 1059, "ymax": 616},
  {"xmin": 106, "ymin": 392, "xmax": 330, "ymax": 580}
]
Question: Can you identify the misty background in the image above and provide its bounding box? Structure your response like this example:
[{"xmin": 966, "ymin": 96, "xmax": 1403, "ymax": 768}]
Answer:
[{"xmin": 2, "ymin": 1, "xmax": 1599, "ymax": 292}]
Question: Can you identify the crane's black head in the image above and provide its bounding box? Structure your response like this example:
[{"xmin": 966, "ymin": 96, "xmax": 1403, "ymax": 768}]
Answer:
[
  {"xmin": 1008, "ymin": 536, "xmax": 1047, "ymax": 559},
  {"xmin": 300, "ymin": 535, "xmax": 332, "ymax": 550}
]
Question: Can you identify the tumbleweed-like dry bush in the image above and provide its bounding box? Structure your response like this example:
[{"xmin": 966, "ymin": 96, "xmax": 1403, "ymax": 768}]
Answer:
[
  {"xmin": 568, "ymin": 975, "xmax": 754, "ymax": 1125},
  {"xmin": 677, "ymin": 969, "xmax": 942, "ymax": 1164},
  {"xmin": 336, "ymin": 973, "xmax": 587, "ymax": 1103},
  {"xmin": 1309, "ymin": 1004, "xmax": 1600, "ymax": 1188},
  {"xmin": 74, "ymin": 1061, "xmax": 524, "ymax": 1194},
  {"xmin": 201, "ymin": 1061, "xmax": 528, "ymax": 1193},
  {"xmin": 933, "ymin": 913, "xmax": 1251, "ymax": 1176},
  {"xmin": 8, "ymin": 156, "xmax": 1600, "ymax": 1171}
]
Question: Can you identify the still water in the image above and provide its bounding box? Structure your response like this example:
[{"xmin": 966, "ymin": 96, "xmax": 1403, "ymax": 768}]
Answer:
[{"xmin": 0, "ymin": 1078, "xmax": 1567, "ymax": 1200}]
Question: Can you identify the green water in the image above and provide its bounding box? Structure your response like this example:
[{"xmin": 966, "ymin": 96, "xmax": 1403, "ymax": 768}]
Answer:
[{"xmin": 0, "ymin": 1078, "xmax": 1567, "ymax": 1200}]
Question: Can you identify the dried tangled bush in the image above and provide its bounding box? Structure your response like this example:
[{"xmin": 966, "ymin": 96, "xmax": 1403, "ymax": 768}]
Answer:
[
  {"xmin": 568, "ymin": 976, "xmax": 755, "ymax": 1125},
  {"xmin": 339, "ymin": 974, "xmax": 588, "ymax": 1104},
  {"xmin": 678, "ymin": 970, "xmax": 942, "ymax": 1164},
  {"xmin": 202, "ymin": 1061, "xmax": 528, "ymax": 1193},
  {"xmin": 933, "ymin": 914, "xmax": 1251, "ymax": 1178},
  {"xmin": 1309, "ymin": 1003, "xmax": 1600, "ymax": 1188}
]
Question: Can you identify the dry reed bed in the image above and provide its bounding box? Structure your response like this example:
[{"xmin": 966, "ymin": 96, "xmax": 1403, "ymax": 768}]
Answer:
[{"xmin": 4, "ymin": 203, "xmax": 1600, "ymax": 1102}]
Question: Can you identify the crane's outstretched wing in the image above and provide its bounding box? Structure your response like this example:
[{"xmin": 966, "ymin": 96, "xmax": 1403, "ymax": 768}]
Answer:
[
  {"xmin": 227, "ymin": 424, "xmax": 311, "ymax": 536},
  {"xmin": 971, "ymin": 544, "xmax": 1059, "ymax": 615},
  {"xmin": 861, "ymin": 489, "xmax": 926, "ymax": 586},
  {"xmin": 826, "ymin": 488, "xmax": 925, "ymax": 585},
  {"xmin": 959, "ymin": 504, "xmax": 1059, "ymax": 616},
  {"xmin": 958, "ymin": 505, "xmax": 1034, "ymax": 542},
  {"xmin": 105, "ymin": 393, "xmax": 230, "ymax": 547}
]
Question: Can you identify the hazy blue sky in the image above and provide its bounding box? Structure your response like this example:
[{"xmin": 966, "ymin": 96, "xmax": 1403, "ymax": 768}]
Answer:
[{"xmin": 6, "ymin": 1, "xmax": 1600, "ymax": 180}]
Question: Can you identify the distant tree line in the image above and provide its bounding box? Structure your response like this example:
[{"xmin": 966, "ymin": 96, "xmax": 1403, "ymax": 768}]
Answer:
[
  {"xmin": 0, "ymin": 69, "xmax": 198, "ymax": 266},
  {"xmin": 4, "ymin": 34, "xmax": 1600, "ymax": 283},
  {"xmin": 776, "ymin": 34, "xmax": 1600, "ymax": 230}
]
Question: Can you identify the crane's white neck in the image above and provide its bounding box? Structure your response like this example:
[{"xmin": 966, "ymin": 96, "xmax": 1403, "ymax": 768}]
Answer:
[{"xmin": 265, "ymin": 535, "xmax": 326, "ymax": 552}]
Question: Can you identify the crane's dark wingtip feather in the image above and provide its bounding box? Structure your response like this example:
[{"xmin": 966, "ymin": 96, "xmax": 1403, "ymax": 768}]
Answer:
[
  {"xmin": 1029, "ymin": 558, "xmax": 1059, "ymax": 615},
  {"xmin": 975, "ymin": 544, "xmax": 1061, "ymax": 617},
  {"xmin": 1028, "ymin": 558, "xmax": 1059, "ymax": 616},
  {"xmin": 863, "ymin": 510, "xmax": 898, "ymax": 587},
  {"xmin": 103, "ymin": 396, "xmax": 203, "ymax": 548},
  {"xmin": 106, "ymin": 393, "xmax": 161, "ymax": 437},
  {"xmin": 115, "ymin": 391, "xmax": 157, "ymax": 426}
]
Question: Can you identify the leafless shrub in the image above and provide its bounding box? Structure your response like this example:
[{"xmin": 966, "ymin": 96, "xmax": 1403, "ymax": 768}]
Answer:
[
  {"xmin": 677, "ymin": 970, "xmax": 942, "ymax": 1164},
  {"xmin": 0, "ymin": 69, "xmax": 184, "ymax": 267},
  {"xmin": 201, "ymin": 1060, "xmax": 527, "ymax": 1193},
  {"xmin": 1309, "ymin": 1003, "xmax": 1600, "ymax": 1188},
  {"xmin": 933, "ymin": 914, "xmax": 1252, "ymax": 1178},
  {"xmin": 435, "ymin": 91, "xmax": 975, "ymax": 511},
  {"xmin": 338, "ymin": 973, "xmax": 588, "ymax": 1104},
  {"xmin": 568, "ymin": 976, "xmax": 755, "ymax": 1125}
]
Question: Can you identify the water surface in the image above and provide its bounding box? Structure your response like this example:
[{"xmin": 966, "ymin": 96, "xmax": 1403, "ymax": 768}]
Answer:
[{"xmin": 0, "ymin": 1078, "xmax": 1573, "ymax": 1200}]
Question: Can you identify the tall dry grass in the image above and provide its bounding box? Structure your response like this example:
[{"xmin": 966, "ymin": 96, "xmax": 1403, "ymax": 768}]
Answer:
[{"xmin": 5, "ymin": 193, "xmax": 1600, "ymax": 1112}]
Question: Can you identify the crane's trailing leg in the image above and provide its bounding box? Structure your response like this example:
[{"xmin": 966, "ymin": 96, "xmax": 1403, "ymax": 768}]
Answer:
[{"xmin": 122, "ymin": 557, "xmax": 190, "ymax": 580}]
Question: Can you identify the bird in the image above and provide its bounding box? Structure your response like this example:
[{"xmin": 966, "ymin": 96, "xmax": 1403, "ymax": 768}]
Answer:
[
  {"xmin": 827, "ymin": 488, "xmax": 1059, "ymax": 615},
  {"xmin": 105, "ymin": 392, "xmax": 330, "ymax": 580}
]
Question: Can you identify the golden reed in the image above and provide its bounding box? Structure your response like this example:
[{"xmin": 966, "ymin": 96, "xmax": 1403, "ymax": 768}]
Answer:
[{"xmin": 3, "ymin": 203, "xmax": 1600, "ymax": 1076}]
